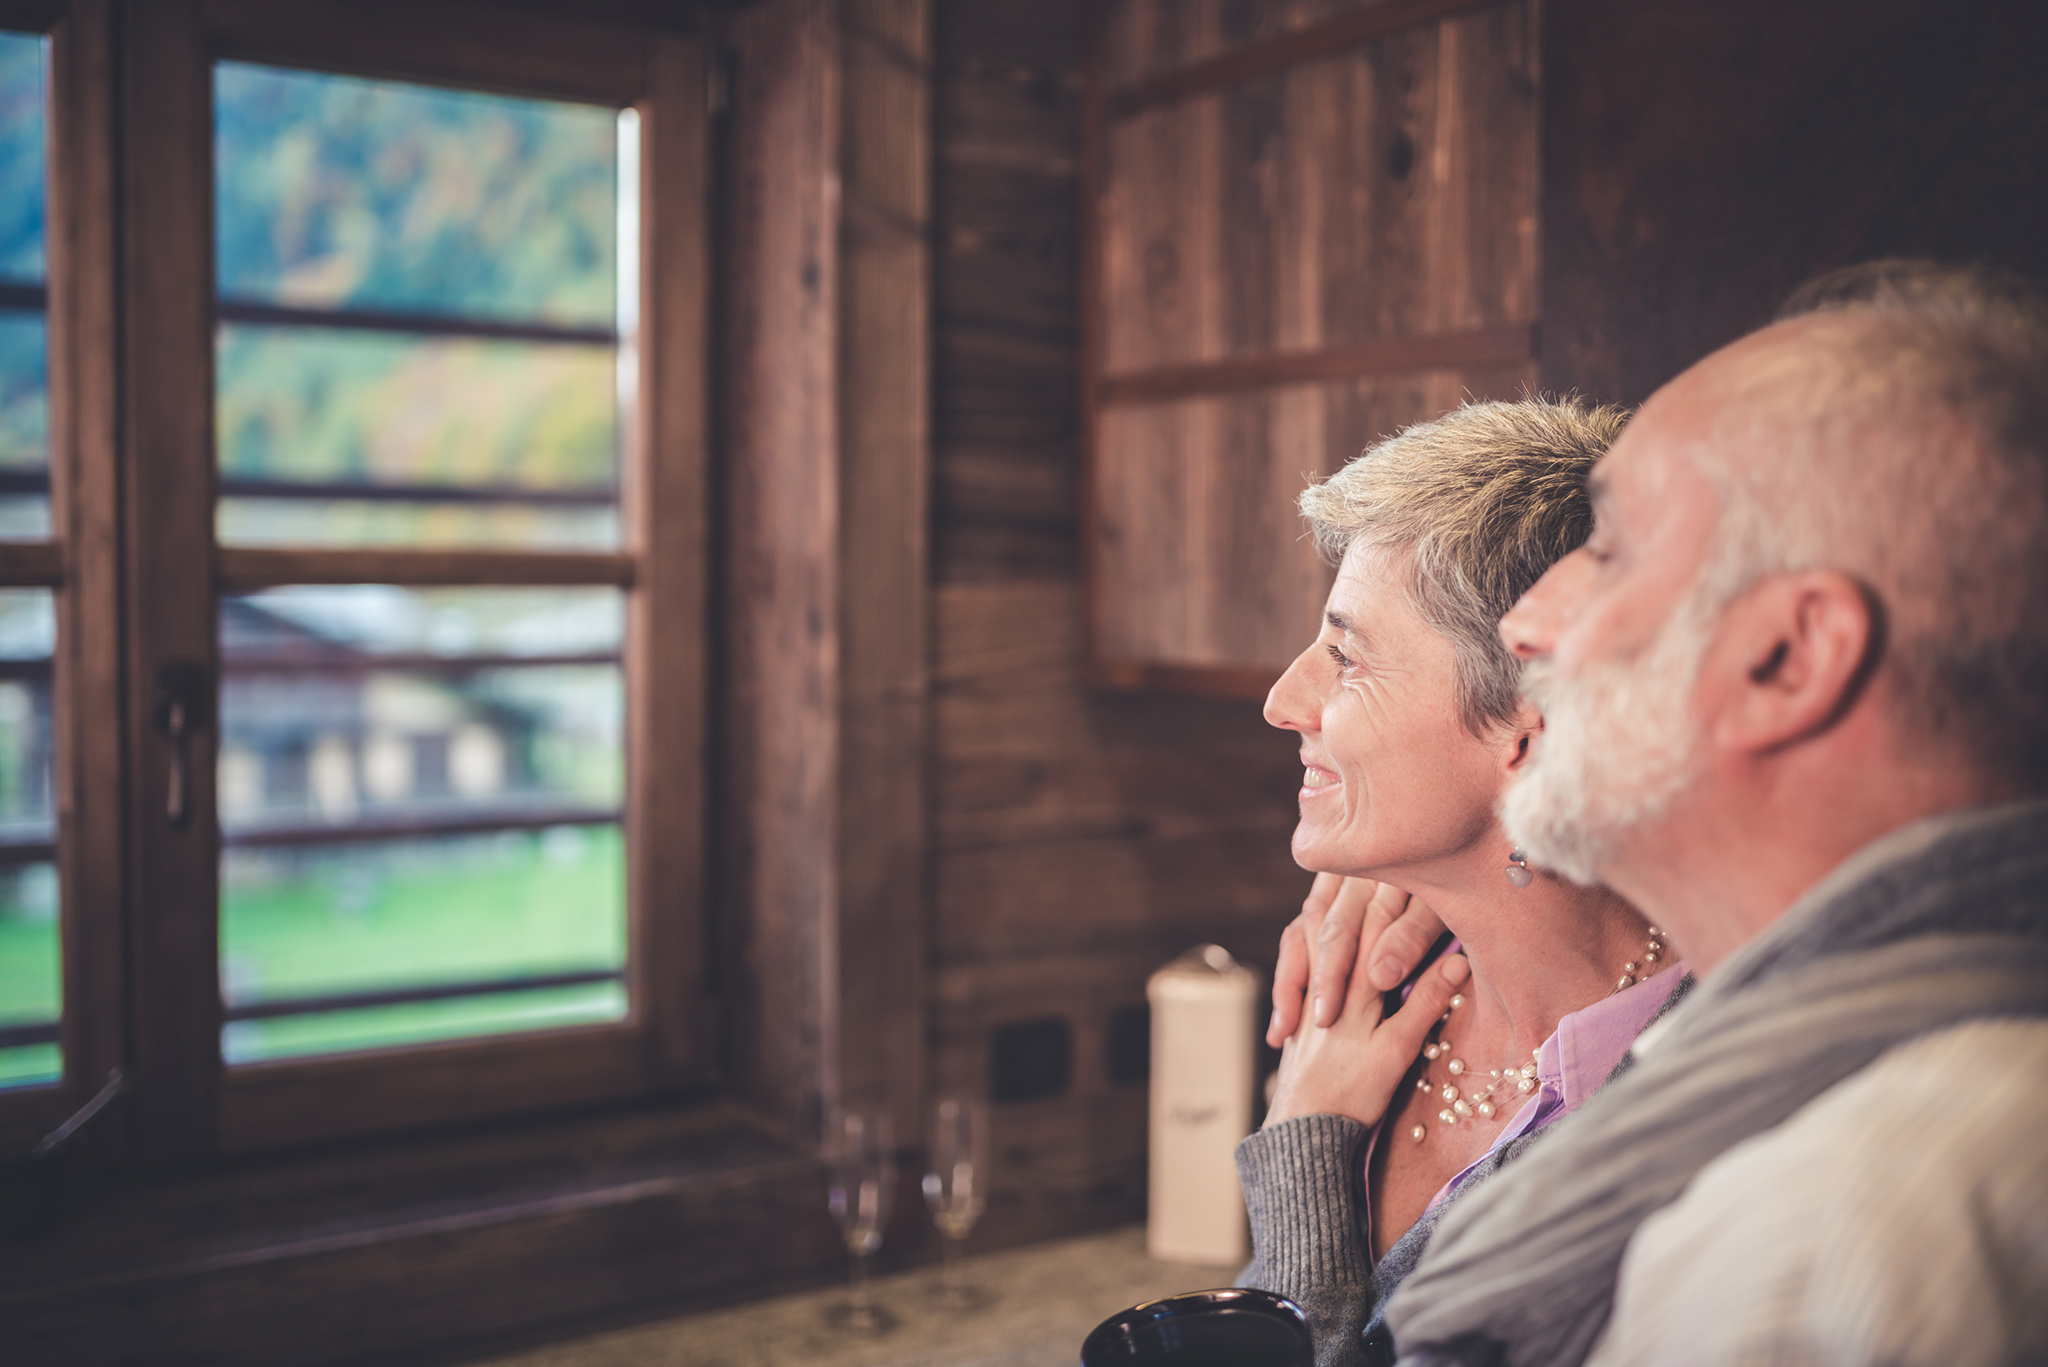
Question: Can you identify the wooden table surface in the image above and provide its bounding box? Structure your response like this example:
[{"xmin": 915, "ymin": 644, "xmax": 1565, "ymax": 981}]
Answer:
[{"xmin": 468, "ymin": 1225, "xmax": 1232, "ymax": 1367}]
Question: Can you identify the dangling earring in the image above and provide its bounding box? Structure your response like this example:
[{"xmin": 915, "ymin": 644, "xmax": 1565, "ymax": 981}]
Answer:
[{"xmin": 1504, "ymin": 848, "xmax": 1533, "ymax": 888}]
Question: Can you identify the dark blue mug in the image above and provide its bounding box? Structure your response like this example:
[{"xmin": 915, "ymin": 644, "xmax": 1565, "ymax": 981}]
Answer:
[{"xmin": 1081, "ymin": 1288, "xmax": 1313, "ymax": 1367}]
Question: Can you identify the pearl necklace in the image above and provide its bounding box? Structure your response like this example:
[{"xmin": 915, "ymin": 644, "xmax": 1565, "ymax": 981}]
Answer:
[{"xmin": 1406, "ymin": 926, "xmax": 1666, "ymax": 1144}]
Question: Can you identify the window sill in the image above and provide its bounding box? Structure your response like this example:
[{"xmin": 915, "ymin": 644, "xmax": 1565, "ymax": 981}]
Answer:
[{"xmin": 2, "ymin": 1098, "xmax": 843, "ymax": 1367}]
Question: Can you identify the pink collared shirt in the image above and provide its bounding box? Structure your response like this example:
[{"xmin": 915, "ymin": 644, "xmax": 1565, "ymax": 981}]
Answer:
[{"xmin": 1361, "ymin": 959, "xmax": 1690, "ymax": 1256}]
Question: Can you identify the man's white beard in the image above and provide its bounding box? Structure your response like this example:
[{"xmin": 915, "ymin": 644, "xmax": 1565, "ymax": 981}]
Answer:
[{"xmin": 1500, "ymin": 603, "xmax": 1714, "ymax": 885}]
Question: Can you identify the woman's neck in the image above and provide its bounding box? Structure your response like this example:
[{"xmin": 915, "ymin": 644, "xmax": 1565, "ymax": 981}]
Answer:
[{"xmin": 1390, "ymin": 844, "xmax": 1651, "ymax": 1060}]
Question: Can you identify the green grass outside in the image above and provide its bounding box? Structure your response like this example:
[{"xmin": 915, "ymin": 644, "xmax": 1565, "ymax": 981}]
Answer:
[
  {"xmin": 0, "ymin": 826, "xmax": 627, "ymax": 1088},
  {"xmin": 224, "ymin": 980, "xmax": 625, "ymax": 1063},
  {"xmin": 0, "ymin": 863, "xmax": 59, "ymax": 1089},
  {"xmin": 221, "ymin": 824, "xmax": 626, "ymax": 1062}
]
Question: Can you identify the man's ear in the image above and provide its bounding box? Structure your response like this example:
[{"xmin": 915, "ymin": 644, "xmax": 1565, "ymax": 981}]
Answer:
[
  {"xmin": 1501, "ymin": 694, "xmax": 1544, "ymax": 775},
  {"xmin": 1711, "ymin": 571, "xmax": 1882, "ymax": 755}
]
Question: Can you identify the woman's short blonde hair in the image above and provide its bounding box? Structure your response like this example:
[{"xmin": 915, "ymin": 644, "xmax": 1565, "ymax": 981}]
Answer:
[{"xmin": 1300, "ymin": 397, "xmax": 1627, "ymax": 735}]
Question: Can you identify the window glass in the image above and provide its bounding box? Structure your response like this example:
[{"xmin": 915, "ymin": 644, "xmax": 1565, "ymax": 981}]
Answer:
[
  {"xmin": 213, "ymin": 62, "xmax": 629, "ymax": 549},
  {"xmin": 214, "ymin": 63, "xmax": 615, "ymax": 324},
  {"xmin": 218, "ymin": 586, "xmax": 626, "ymax": 1063},
  {"xmin": 0, "ymin": 34, "xmax": 56, "ymax": 1089},
  {"xmin": 0, "ymin": 588, "xmax": 57, "ymax": 1088},
  {"xmin": 0, "ymin": 32, "xmax": 50, "ymax": 539}
]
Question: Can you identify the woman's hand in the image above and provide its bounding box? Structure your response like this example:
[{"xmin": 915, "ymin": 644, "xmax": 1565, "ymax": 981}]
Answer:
[
  {"xmin": 1267, "ymin": 872, "xmax": 1450, "ymax": 1047},
  {"xmin": 1263, "ymin": 948, "xmax": 1470, "ymax": 1130}
]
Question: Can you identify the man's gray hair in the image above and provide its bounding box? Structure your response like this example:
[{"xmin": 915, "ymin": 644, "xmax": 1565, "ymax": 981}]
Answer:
[
  {"xmin": 1697, "ymin": 262, "xmax": 2048, "ymax": 785},
  {"xmin": 1300, "ymin": 398, "xmax": 1628, "ymax": 735}
]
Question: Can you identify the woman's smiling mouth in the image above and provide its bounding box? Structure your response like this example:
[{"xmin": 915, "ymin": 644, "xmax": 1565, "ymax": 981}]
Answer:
[{"xmin": 1301, "ymin": 765, "xmax": 1340, "ymax": 795}]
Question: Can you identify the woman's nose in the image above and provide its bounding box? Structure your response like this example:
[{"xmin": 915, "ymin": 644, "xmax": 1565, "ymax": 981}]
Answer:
[
  {"xmin": 1263, "ymin": 648, "xmax": 1319, "ymax": 733},
  {"xmin": 1500, "ymin": 550, "xmax": 1594, "ymax": 660}
]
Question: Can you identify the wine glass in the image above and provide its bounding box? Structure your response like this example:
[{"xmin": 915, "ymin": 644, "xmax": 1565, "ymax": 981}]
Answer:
[
  {"xmin": 921, "ymin": 1094, "xmax": 988, "ymax": 1308},
  {"xmin": 826, "ymin": 1107, "xmax": 896, "ymax": 1331}
]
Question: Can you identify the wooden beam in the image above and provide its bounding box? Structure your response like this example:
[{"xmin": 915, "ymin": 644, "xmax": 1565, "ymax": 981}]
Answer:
[
  {"xmin": 1097, "ymin": 322, "xmax": 1536, "ymax": 405},
  {"xmin": 0, "ymin": 540, "xmax": 64, "ymax": 585},
  {"xmin": 118, "ymin": 0, "xmax": 221, "ymax": 1165},
  {"xmin": 221, "ymin": 1023, "xmax": 649, "ymax": 1149},
  {"xmin": 202, "ymin": 0, "xmax": 654, "ymax": 105},
  {"xmin": 216, "ymin": 546, "xmax": 636, "ymax": 589},
  {"xmin": 625, "ymin": 26, "xmax": 713, "ymax": 1087},
  {"xmin": 835, "ymin": 0, "xmax": 931, "ymax": 1154},
  {"xmin": 1106, "ymin": 0, "xmax": 1509, "ymax": 119},
  {"xmin": 719, "ymin": 0, "xmax": 841, "ymax": 1143}
]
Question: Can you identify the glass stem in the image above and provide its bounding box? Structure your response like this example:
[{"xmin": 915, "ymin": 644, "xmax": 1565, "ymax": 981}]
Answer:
[
  {"xmin": 850, "ymin": 1246, "xmax": 874, "ymax": 1317},
  {"xmin": 942, "ymin": 1233, "xmax": 965, "ymax": 1295}
]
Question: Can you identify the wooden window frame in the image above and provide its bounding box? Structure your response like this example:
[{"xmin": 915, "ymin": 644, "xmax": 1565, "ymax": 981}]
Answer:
[
  {"xmin": 0, "ymin": 0, "xmax": 712, "ymax": 1159},
  {"xmin": 1077, "ymin": 0, "xmax": 1537, "ymax": 700},
  {"xmin": 0, "ymin": 0, "xmax": 124, "ymax": 1143}
]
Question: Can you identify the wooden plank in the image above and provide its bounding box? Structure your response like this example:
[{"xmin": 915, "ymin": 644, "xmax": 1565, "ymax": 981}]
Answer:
[
  {"xmin": 1097, "ymin": 11, "xmax": 1540, "ymax": 374},
  {"xmin": 1098, "ymin": 322, "xmax": 1534, "ymax": 403},
  {"xmin": 1, "ymin": 0, "xmax": 125, "ymax": 1139},
  {"xmin": 221, "ymin": 1025, "xmax": 647, "ymax": 1149},
  {"xmin": 935, "ymin": 159, "xmax": 1078, "ymax": 340},
  {"xmin": 201, "ymin": 0, "xmax": 654, "ymax": 105},
  {"xmin": 625, "ymin": 29, "xmax": 712, "ymax": 1085},
  {"xmin": 718, "ymin": 0, "xmax": 841, "ymax": 1142},
  {"xmin": 931, "ymin": 579, "xmax": 1304, "ymax": 949},
  {"xmin": 935, "ymin": 56, "xmax": 1080, "ymax": 179},
  {"xmin": 0, "ymin": 540, "xmax": 64, "ymax": 585},
  {"xmin": 1099, "ymin": 0, "xmax": 1387, "ymax": 89},
  {"xmin": 118, "ymin": 0, "xmax": 220, "ymax": 1165},
  {"xmin": 935, "ymin": 326, "xmax": 1078, "ymax": 445},
  {"xmin": 1106, "ymin": 0, "xmax": 1507, "ymax": 117},
  {"xmin": 836, "ymin": 0, "xmax": 932, "ymax": 1148},
  {"xmin": 216, "ymin": 546, "xmax": 636, "ymax": 589},
  {"xmin": 932, "ymin": 439, "xmax": 1076, "ymax": 583}
]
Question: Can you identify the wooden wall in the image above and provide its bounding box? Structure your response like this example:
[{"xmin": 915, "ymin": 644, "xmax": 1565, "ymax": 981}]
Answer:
[
  {"xmin": 928, "ymin": 0, "xmax": 1310, "ymax": 1249},
  {"xmin": 1086, "ymin": 0, "xmax": 1537, "ymax": 691},
  {"xmin": 1540, "ymin": 0, "xmax": 2048, "ymax": 405}
]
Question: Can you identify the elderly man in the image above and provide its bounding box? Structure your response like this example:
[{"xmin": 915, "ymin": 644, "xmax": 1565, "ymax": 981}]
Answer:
[{"xmin": 1369, "ymin": 271, "xmax": 2048, "ymax": 1366}]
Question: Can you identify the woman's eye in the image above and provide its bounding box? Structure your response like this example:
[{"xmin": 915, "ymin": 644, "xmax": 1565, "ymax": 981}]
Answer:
[{"xmin": 1326, "ymin": 643, "xmax": 1354, "ymax": 670}]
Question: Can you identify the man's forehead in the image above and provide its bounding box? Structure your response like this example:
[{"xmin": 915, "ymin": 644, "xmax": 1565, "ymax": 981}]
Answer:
[{"xmin": 1590, "ymin": 389, "xmax": 1717, "ymax": 516}]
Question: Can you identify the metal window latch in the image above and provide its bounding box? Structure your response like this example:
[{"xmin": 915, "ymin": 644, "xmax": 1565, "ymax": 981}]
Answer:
[{"xmin": 152, "ymin": 660, "xmax": 211, "ymax": 831}]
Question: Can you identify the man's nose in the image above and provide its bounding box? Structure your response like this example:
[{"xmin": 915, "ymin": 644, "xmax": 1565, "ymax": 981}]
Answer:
[{"xmin": 1500, "ymin": 550, "xmax": 1593, "ymax": 659}]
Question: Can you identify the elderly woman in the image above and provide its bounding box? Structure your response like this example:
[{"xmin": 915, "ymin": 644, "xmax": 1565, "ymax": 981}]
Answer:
[{"xmin": 1234, "ymin": 398, "xmax": 1690, "ymax": 1367}]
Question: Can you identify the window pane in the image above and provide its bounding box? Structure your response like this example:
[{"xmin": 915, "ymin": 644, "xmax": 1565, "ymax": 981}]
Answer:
[
  {"xmin": 0, "ymin": 586, "xmax": 56, "ymax": 1090},
  {"xmin": 214, "ymin": 62, "xmax": 630, "ymax": 549},
  {"xmin": 215, "ymin": 324, "xmax": 616, "ymax": 549},
  {"xmin": 0, "ymin": 33, "xmax": 44, "ymax": 284},
  {"xmin": 0, "ymin": 312, "xmax": 46, "ymax": 469},
  {"xmin": 219, "ymin": 586, "xmax": 625, "ymax": 1063},
  {"xmin": 0, "ymin": 35, "xmax": 49, "ymax": 541},
  {"xmin": 221, "ymin": 829, "xmax": 625, "ymax": 1064},
  {"xmin": 214, "ymin": 62, "xmax": 615, "ymax": 325}
]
